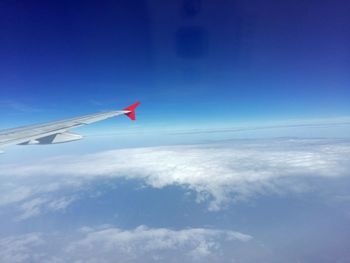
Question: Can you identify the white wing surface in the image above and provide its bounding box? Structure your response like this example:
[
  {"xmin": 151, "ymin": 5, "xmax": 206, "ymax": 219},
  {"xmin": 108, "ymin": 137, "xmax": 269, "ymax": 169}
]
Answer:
[{"xmin": 0, "ymin": 102, "xmax": 140, "ymax": 151}]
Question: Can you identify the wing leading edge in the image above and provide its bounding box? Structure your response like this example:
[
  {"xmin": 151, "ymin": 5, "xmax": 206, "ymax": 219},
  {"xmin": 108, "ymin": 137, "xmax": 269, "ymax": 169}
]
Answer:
[{"xmin": 0, "ymin": 102, "xmax": 140, "ymax": 151}]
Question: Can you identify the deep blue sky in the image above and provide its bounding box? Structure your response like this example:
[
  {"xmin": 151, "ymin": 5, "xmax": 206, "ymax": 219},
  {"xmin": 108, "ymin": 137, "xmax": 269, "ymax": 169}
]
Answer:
[{"xmin": 1, "ymin": 0, "xmax": 349, "ymax": 128}]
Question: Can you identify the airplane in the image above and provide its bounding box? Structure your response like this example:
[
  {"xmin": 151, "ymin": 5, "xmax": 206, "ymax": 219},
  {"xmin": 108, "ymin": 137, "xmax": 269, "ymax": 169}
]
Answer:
[{"xmin": 0, "ymin": 102, "xmax": 140, "ymax": 153}]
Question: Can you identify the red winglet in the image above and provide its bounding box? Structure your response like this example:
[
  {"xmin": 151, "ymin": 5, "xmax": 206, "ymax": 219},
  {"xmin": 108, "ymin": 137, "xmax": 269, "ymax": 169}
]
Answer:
[{"xmin": 123, "ymin": 101, "xmax": 140, "ymax": 120}]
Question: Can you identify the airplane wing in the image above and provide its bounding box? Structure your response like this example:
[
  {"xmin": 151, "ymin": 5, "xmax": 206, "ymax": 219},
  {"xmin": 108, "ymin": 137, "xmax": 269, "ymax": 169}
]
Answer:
[{"xmin": 0, "ymin": 102, "xmax": 140, "ymax": 152}]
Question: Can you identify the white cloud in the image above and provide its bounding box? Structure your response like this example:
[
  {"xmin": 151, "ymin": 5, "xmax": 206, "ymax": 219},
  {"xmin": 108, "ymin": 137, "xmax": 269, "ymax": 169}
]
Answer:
[
  {"xmin": 15, "ymin": 196, "xmax": 76, "ymax": 221},
  {"xmin": 47, "ymin": 196, "xmax": 76, "ymax": 211},
  {"xmin": 0, "ymin": 233, "xmax": 44, "ymax": 263},
  {"xmin": 1, "ymin": 139, "xmax": 350, "ymax": 211},
  {"xmin": 0, "ymin": 226, "xmax": 252, "ymax": 263},
  {"xmin": 0, "ymin": 186, "xmax": 34, "ymax": 206},
  {"xmin": 17, "ymin": 197, "xmax": 49, "ymax": 220},
  {"xmin": 0, "ymin": 176, "xmax": 82, "ymax": 220},
  {"xmin": 67, "ymin": 225, "xmax": 252, "ymax": 262}
]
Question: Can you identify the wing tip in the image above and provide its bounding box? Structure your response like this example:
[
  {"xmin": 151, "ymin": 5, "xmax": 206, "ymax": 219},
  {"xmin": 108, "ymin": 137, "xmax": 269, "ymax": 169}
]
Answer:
[{"xmin": 123, "ymin": 101, "xmax": 141, "ymax": 121}]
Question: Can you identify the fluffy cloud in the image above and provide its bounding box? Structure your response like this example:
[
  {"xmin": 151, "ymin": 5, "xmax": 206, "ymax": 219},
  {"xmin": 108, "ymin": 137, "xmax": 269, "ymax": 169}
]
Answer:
[
  {"xmin": 0, "ymin": 226, "xmax": 252, "ymax": 263},
  {"xmin": 1, "ymin": 139, "xmax": 350, "ymax": 212}
]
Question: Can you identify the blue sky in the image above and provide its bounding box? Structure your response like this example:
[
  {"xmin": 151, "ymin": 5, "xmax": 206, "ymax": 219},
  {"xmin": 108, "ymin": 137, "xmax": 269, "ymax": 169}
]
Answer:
[
  {"xmin": 1, "ymin": 1, "xmax": 350, "ymax": 262},
  {"xmin": 0, "ymin": 0, "xmax": 349, "ymax": 129}
]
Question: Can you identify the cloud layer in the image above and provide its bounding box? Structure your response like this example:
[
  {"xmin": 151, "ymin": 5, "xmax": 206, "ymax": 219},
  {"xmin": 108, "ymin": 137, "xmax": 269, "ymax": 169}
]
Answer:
[
  {"xmin": 1, "ymin": 139, "xmax": 350, "ymax": 214},
  {"xmin": 0, "ymin": 226, "xmax": 252, "ymax": 263},
  {"xmin": 1, "ymin": 138, "xmax": 350, "ymax": 262}
]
